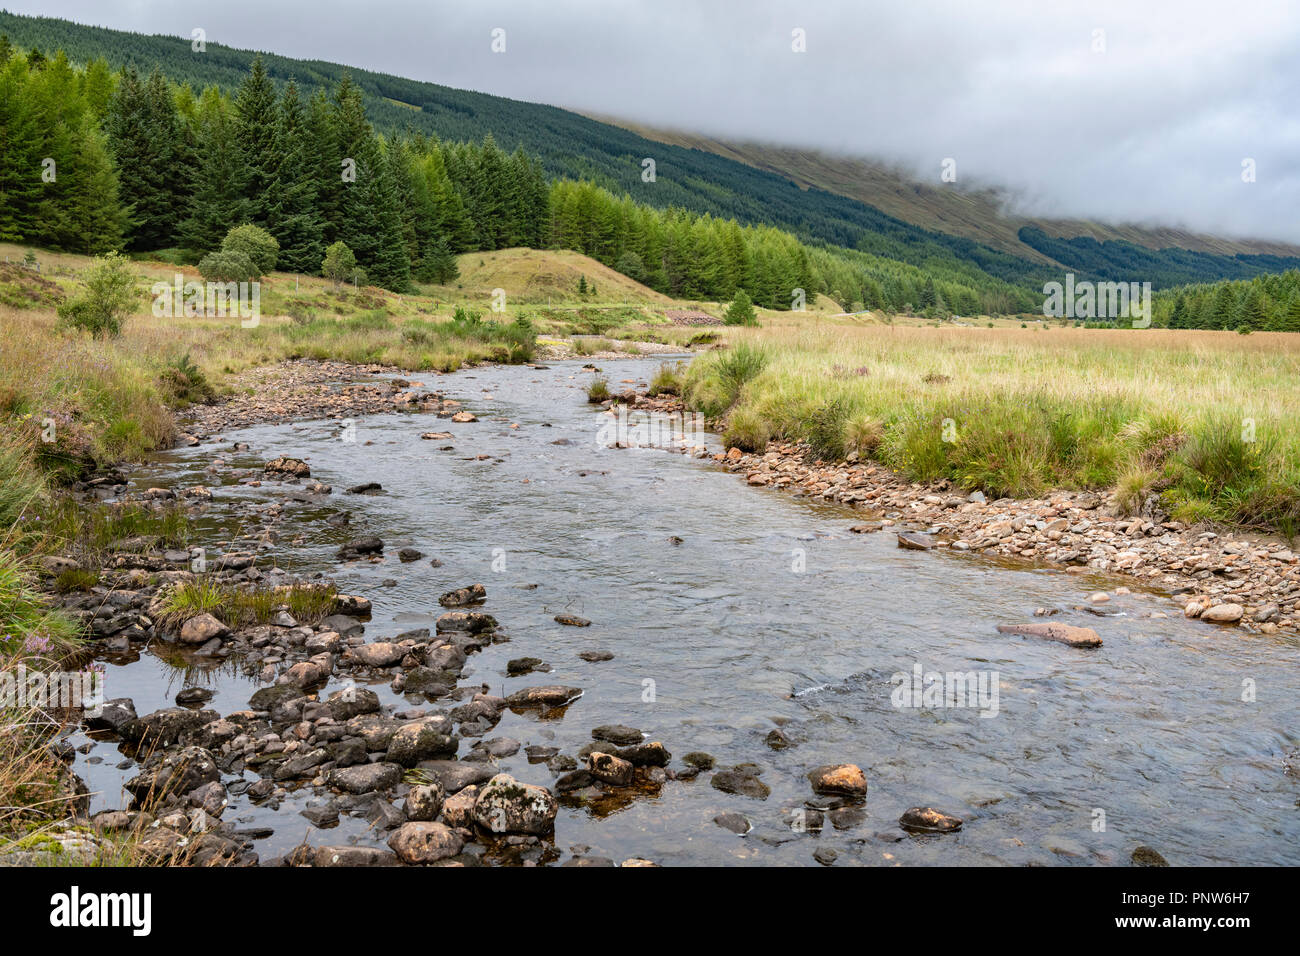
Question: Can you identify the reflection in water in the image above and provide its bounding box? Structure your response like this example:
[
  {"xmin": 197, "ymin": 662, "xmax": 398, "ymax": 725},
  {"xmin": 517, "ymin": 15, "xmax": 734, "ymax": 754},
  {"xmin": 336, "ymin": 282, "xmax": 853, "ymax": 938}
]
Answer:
[{"xmin": 70, "ymin": 357, "xmax": 1300, "ymax": 866}]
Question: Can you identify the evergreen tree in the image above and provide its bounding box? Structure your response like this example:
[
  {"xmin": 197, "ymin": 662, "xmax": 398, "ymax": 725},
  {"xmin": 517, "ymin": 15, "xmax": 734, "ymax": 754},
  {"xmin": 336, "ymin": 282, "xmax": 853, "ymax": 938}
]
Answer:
[
  {"xmin": 178, "ymin": 87, "xmax": 249, "ymax": 253},
  {"xmin": 265, "ymin": 80, "xmax": 324, "ymax": 273},
  {"xmin": 0, "ymin": 56, "xmax": 43, "ymax": 241},
  {"xmin": 233, "ymin": 55, "xmax": 279, "ymax": 223},
  {"xmin": 105, "ymin": 67, "xmax": 186, "ymax": 249}
]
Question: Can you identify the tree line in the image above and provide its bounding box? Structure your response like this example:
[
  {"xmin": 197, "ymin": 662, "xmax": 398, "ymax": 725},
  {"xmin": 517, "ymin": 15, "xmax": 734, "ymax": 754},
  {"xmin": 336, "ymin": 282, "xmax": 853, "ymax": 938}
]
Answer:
[
  {"xmin": 0, "ymin": 45, "xmax": 548, "ymax": 292},
  {"xmin": 1156, "ymin": 270, "xmax": 1300, "ymax": 332}
]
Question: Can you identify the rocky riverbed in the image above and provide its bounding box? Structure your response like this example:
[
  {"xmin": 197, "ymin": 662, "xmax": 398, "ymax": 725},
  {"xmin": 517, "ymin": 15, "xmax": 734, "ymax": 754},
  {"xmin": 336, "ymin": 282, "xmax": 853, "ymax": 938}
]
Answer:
[
  {"xmin": 15, "ymin": 357, "xmax": 1300, "ymax": 867},
  {"xmin": 631, "ymin": 392, "xmax": 1300, "ymax": 636}
]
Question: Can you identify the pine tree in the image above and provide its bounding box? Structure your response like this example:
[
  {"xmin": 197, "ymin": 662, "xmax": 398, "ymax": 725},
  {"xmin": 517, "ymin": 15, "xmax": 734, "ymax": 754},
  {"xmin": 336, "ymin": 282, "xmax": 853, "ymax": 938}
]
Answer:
[
  {"xmin": 233, "ymin": 56, "xmax": 279, "ymax": 224},
  {"xmin": 0, "ymin": 56, "xmax": 44, "ymax": 241},
  {"xmin": 178, "ymin": 88, "xmax": 249, "ymax": 253},
  {"xmin": 106, "ymin": 67, "xmax": 186, "ymax": 249},
  {"xmin": 265, "ymin": 80, "xmax": 324, "ymax": 274}
]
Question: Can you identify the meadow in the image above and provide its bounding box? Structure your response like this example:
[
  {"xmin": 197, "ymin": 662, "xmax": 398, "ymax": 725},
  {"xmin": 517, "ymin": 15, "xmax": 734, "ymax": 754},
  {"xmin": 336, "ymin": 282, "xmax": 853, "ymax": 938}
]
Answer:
[{"xmin": 683, "ymin": 316, "xmax": 1300, "ymax": 534}]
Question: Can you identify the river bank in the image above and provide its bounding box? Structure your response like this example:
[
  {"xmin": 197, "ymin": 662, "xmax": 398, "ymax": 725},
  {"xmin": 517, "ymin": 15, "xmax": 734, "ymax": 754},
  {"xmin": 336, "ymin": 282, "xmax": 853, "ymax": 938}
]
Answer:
[
  {"xmin": 631, "ymin": 388, "xmax": 1300, "ymax": 635},
  {"xmin": 8, "ymin": 356, "xmax": 1299, "ymax": 867}
]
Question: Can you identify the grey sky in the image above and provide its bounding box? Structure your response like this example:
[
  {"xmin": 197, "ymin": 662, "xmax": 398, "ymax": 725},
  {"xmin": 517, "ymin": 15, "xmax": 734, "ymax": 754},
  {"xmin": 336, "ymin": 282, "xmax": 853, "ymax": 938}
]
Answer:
[{"xmin": 12, "ymin": 0, "xmax": 1300, "ymax": 242}]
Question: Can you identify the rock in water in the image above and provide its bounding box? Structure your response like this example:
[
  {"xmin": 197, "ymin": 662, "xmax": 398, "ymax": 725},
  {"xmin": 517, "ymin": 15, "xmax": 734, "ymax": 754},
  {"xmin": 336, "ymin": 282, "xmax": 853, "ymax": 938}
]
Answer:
[
  {"xmin": 264, "ymin": 456, "xmax": 311, "ymax": 478},
  {"xmin": 1200, "ymin": 603, "xmax": 1244, "ymax": 624},
  {"xmin": 1131, "ymin": 845, "xmax": 1169, "ymax": 867},
  {"xmin": 996, "ymin": 622, "xmax": 1102, "ymax": 647},
  {"xmin": 472, "ymin": 774, "xmax": 558, "ymax": 834},
  {"xmin": 387, "ymin": 822, "xmax": 463, "ymax": 864},
  {"xmin": 899, "ymin": 807, "xmax": 963, "ymax": 833},
  {"xmin": 179, "ymin": 612, "xmax": 229, "ymax": 644},
  {"xmin": 896, "ymin": 531, "xmax": 935, "ymax": 550},
  {"xmin": 807, "ymin": 764, "xmax": 868, "ymax": 797}
]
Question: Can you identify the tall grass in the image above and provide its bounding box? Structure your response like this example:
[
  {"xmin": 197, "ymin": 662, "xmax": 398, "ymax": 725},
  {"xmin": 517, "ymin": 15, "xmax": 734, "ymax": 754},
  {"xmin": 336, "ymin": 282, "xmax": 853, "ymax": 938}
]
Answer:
[{"xmin": 684, "ymin": 325, "xmax": 1300, "ymax": 534}]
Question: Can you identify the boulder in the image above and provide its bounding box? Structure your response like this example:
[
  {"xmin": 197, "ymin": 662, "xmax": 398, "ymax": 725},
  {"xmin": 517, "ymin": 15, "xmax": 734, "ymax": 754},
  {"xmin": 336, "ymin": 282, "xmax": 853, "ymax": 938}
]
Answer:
[
  {"xmin": 899, "ymin": 807, "xmax": 962, "ymax": 833},
  {"xmin": 807, "ymin": 764, "xmax": 868, "ymax": 797},
  {"xmin": 472, "ymin": 773, "xmax": 558, "ymax": 835},
  {"xmin": 179, "ymin": 612, "xmax": 229, "ymax": 645},
  {"xmin": 995, "ymin": 622, "xmax": 1102, "ymax": 648},
  {"xmin": 388, "ymin": 822, "xmax": 463, "ymax": 864}
]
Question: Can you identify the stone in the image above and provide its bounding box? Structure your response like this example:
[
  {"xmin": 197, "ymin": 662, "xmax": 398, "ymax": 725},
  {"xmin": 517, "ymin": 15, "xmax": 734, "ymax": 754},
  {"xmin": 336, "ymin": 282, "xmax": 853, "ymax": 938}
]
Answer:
[
  {"xmin": 554, "ymin": 614, "xmax": 591, "ymax": 627},
  {"xmin": 179, "ymin": 612, "xmax": 229, "ymax": 644},
  {"xmin": 711, "ymin": 770, "xmax": 770, "ymax": 800},
  {"xmin": 472, "ymin": 773, "xmax": 558, "ymax": 835},
  {"xmin": 613, "ymin": 741, "xmax": 670, "ymax": 767},
  {"xmin": 311, "ymin": 846, "xmax": 397, "ymax": 867},
  {"xmin": 713, "ymin": 812, "xmax": 752, "ymax": 835},
  {"xmin": 326, "ymin": 763, "xmax": 402, "ymax": 795},
  {"xmin": 807, "ymin": 764, "xmax": 867, "ymax": 797},
  {"xmin": 506, "ymin": 685, "xmax": 583, "ymax": 709},
  {"xmin": 588, "ymin": 752, "xmax": 634, "ymax": 786},
  {"xmin": 899, "ymin": 807, "xmax": 963, "ymax": 833},
  {"xmin": 327, "ymin": 686, "xmax": 380, "ymax": 720},
  {"xmin": 1131, "ymin": 845, "xmax": 1169, "ymax": 867},
  {"xmin": 439, "ymin": 583, "xmax": 486, "ymax": 607},
  {"xmin": 349, "ymin": 642, "xmax": 405, "ymax": 668},
  {"xmin": 388, "ymin": 822, "xmax": 464, "ymax": 864},
  {"xmin": 264, "ymin": 457, "xmax": 310, "ymax": 478},
  {"xmin": 1200, "ymin": 603, "xmax": 1244, "ymax": 624},
  {"xmin": 386, "ymin": 719, "xmax": 458, "ymax": 766},
  {"xmin": 591, "ymin": 724, "xmax": 643, "ymax": 746},
  {"xmin": 121, "ymin": 707, "xmax": 216, "ymax": 750},
  {"xmin": 897, "ymin": 531, "xmax": 936, "ymax": 551},
  {"xmin": 124, "ymin": 746, "xmax": 220, "ymax": 808},
  {"xmin": 995, "ymin": 622, "xmax": 1103, "ymax": 648},
  {"xmin": 403, "ymin": 783, "xmax": 446, "ymax": 822}
]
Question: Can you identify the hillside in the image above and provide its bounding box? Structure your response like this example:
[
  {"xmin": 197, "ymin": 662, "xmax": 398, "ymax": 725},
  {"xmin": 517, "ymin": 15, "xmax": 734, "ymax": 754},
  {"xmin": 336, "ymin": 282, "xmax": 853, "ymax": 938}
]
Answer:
[
  {"xmin": 587, "ymin": 115, "xmax": 1300, "ymax": 265},
  {"xmin": 4, "ymin": 10, "xmax": 1299, "ymax": 292},
  {"xmin": 442, "ymin": 248, "xmax": 672, "ymax": 304}
]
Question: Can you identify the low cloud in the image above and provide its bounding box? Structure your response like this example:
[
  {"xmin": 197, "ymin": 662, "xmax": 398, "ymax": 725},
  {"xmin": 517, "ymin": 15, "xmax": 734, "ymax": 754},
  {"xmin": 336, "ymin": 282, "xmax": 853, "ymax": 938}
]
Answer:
[{"xmin": 18, "ymin": 0, "xmax": 1300, "ymax": 242}]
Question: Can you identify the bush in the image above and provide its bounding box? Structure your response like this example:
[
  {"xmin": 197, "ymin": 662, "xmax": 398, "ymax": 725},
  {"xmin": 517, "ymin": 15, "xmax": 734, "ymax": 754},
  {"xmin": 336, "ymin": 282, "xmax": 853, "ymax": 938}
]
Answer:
[
  {"xmin": 724, "ymin": 289, "xmax": 758, "ymax": 326},
  {"xmin": 322, "ymin": 241, "xmax": 359, "ymax": 288},
  {"xmin": 198, "ymin": 249, "xmax": 259, "ymax": 284},
  {"xmin": 221, "ymin": 224, "xmax": 278, "ymax": 276},
  {"xmin": 55, "ymin": 252, "xmax": 136, "ymax": 337}
]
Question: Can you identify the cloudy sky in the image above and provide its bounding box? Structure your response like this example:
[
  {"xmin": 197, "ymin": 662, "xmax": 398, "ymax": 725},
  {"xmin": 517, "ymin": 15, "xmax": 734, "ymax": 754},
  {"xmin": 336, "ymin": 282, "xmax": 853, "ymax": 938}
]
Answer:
[{"xmin": 13, "ymin": 0, "xmax": 1300, "ymax": 242}]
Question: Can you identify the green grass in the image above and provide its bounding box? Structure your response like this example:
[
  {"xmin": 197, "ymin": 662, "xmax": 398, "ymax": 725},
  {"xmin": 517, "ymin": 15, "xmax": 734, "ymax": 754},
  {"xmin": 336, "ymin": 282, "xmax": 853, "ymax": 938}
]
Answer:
[
  {"xmin": 586, "ymin": 377, "xmax": 611, "ymax": 403},
  {"xmin": 682, "ymin": 325, "xmax": 1300, "ymax": 536},
  {"xmin": 157, "ymin": 580, "xmax": 340, "ymax": 633}
]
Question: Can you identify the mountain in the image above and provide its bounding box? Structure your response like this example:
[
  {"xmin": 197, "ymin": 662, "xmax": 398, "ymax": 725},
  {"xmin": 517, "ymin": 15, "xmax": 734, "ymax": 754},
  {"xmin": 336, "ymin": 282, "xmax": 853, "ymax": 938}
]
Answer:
[
  {"xmin": 4, "ymin": 9, "xmax": 1299, "ymax": 292},
  {"xmin": 584, "ymin": 115, "xmax": 1300, "ymax": 264}
]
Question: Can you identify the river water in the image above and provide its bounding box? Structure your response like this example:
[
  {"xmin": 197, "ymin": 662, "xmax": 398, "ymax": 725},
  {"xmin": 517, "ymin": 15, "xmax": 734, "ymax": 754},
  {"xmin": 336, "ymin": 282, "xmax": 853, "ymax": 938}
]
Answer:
[{"xmin": 73, "ymin": 357, "xmax": 1300, "ymax": 866}]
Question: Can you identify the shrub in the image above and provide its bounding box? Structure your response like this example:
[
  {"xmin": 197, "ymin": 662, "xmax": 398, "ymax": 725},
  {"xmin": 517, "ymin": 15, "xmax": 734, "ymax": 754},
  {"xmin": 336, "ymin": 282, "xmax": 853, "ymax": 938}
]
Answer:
[
  {"xmin": 159, "ymin": 353, "xmax": 214, "ymax": 406},
  {"xmin": 724, "ymin": 289, "xmax": 758, "ymax": 326},
  {"xmin": 198, "ymin": 249, "xmax": 259, "ymax": 285},
  {"xmin": 843, "ymin": 415, "xmax": 884, "ymax": 458},
  {"xmin": 221, "ymin": 224, "xmax": 278, "ymax": 276},
  {"xmin": 322, "ymin": 241, "xmax": 359, "ymax": 288},
  {"xmin": 55, "ymin": 252, "xmax": 136, "ymax": 337}
]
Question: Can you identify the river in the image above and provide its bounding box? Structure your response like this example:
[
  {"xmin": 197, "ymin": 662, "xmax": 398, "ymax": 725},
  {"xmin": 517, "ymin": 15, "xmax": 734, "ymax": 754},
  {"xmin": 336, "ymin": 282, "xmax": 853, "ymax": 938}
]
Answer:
[{"xmin": 73, "ymin": 357, "xmax": 1300, "ymax": 865}]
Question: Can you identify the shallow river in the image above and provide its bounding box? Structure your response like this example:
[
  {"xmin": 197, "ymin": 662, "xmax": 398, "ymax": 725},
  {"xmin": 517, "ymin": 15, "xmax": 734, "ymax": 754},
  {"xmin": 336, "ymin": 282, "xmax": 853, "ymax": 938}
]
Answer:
[{"xmin": 73, "ymin": 357, "xmax": 1300, "ymax": 865}]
